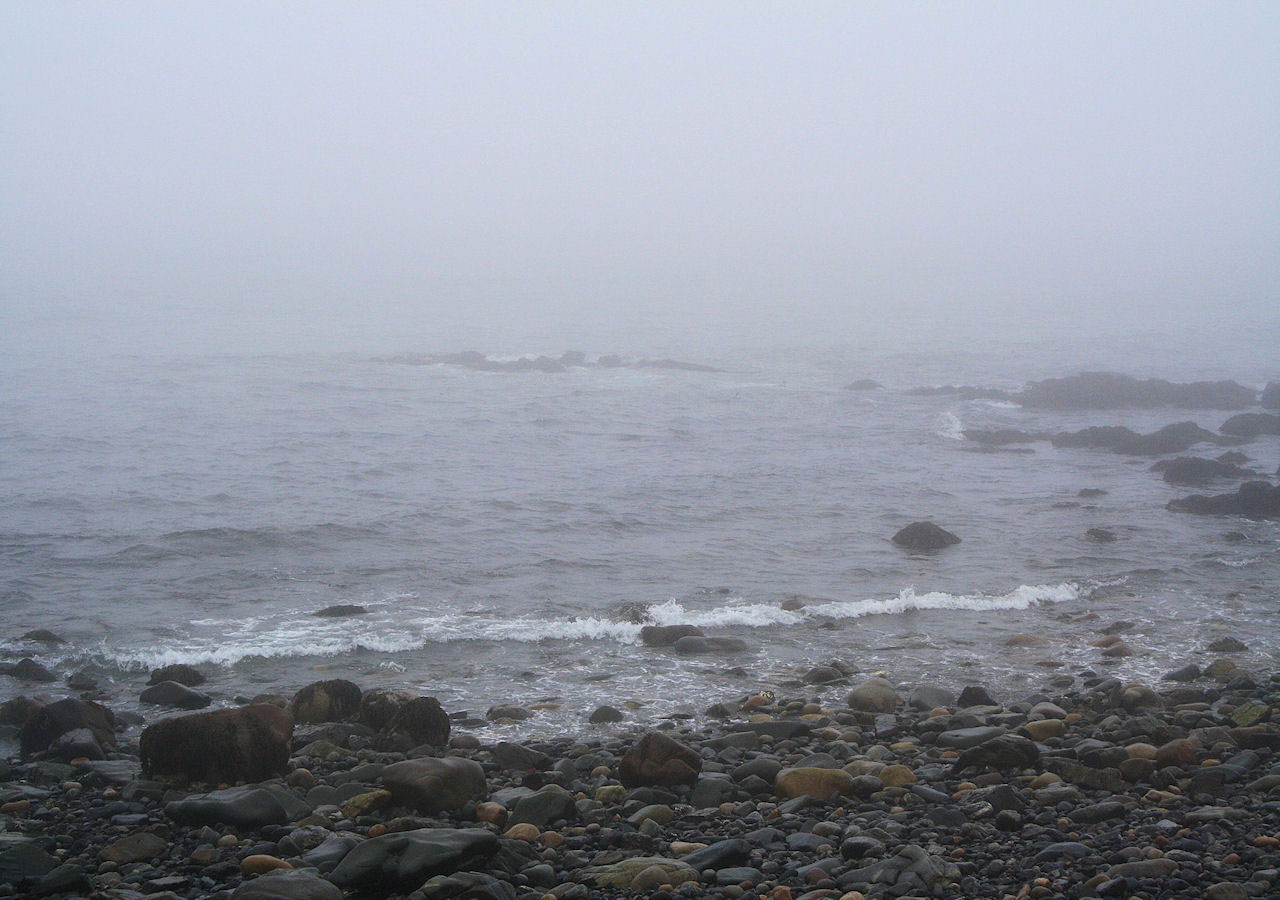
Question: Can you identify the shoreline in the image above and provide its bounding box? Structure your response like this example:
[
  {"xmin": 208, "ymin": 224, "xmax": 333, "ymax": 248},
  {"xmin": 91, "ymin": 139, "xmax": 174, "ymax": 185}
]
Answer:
[{"xmin": 2, "ymin": 651, "xmax": 1279, "ymax": 899}]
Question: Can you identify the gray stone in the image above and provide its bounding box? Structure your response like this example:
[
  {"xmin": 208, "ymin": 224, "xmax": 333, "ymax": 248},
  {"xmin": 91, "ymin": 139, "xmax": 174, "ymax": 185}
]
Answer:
[
  {"xmin": 328, "ymin": 828, "xmax": 499, "ymax": 890},
  {"xmin": 165, "ymin": 785, "xmax": 311, "ymax": 828}
]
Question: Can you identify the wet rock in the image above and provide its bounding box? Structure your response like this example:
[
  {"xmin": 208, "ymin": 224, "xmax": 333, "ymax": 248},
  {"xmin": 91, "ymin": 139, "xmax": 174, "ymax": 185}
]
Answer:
[
  {"xmin": 674, "ymin": 635, "xmax": 749, "ymax": 654},
  {"xmin": 953, "ymin": 734, "xmax": 1039, "ymax": 772},
  {"xmin": 486, "ymin": 704, "xmax": 533, "ymax": 722},
  {"xmin": 891, "ymin": 521, "xmax": 960, "ymax": 551},
  {"xmin": 19, "ymin": 629, "xmax": 64, "ymax": 645},
  {"xmin": 230, "ymin": 869, "xmax": 344, "ymax": 900},
  {"xmin": 957, "ymin": 685, "xmax": 998, "ymax": 708},
  {"xmin": 1018, "ymin": 373, "xmax": 1254, "ymax": 410},
  {"xmin": 382, "ymin": 757, "xmax": 487, "ymax": 813},
  {"xmin": 1207, "ymin": 636, "xmax": 1247, "ymax": 653},
  {"xmin": 583, "ymin": 856, "xmax": 698, "ymax": 888},
  {"xmin": 908, "ymin": 684, "xmax": 955, "ymax": 710},
  {"xmin": 937, "ymin": 726, "xmax": 1006, "ymax": 749},
  {"xmin": 1162, "ymin": 664, "xmax": 1201, "ymax": 682},
  {"xmin": 619, "ymin": 732, "xmax": 702, "ymax": 786},
  {"xmin": 328, "ymin": 828, "xmax": 499, "ymax": 890},
  {"xmin": 509, "ymin": 786, "xmax": 576, "ymax": 827},
  {"xmin": 492, "ymin": 741, "xmax": 551, "ymax": 771},
  {"xmin": 1155, "ymin": 457, "xmax": 1255, "ymax": 485},
  {"xmin": 1086, "ymin": 527, "xmax": 1117, "ymax": 542},
  {"xmin": 100, "ymin": 832, "xmax": 168, "ymax": 864},
  {"xmin": 1168, "ymin": 480, "xmax": 1280, "ymax": 518},
  {"xmin": 19, "ymin": 698, "xmax": 116, "ymax": 757},
  {"xmin": 411, "ymin": 872, "xmax": 517, "ymax": 900},
  {"xmin": 385, "ymin": 695, "xmax": 450, "ymax": 747},
  {"xmin": 0, "ymin": 695, "xmax": 41, "ymax": 728},
  {"xmin": 289, "ymin": 679, "xmax": 362, "ymax": 723},
  {"xmin": 140, "ymin": 680, "xmax": 212, "ymax": 709},
  {"xmin": 166, "ymin": 784, "xmax": 311, "ymax": 828},
  {"xmin": 837, "ymin": 843, "xmax": 959, "ymax": 896},
  {"xmin": 640, "ymin": 625, "xmax": 704, "ymax": 647},
  {"xmin": 140, "ymin": 704, "xmax": 292, "ymax": 783},
  {"xmin": 774, "ymin": 767, "xmax": 855, "ymax": 800},
  {"xmin": 313, "ymin": 603, "xmax": 368, "ymax": 617},
  {"xmin": 4, "ymin": 658, "xmax": 56, "ymax": 682},
  {"xmin": 847, "ymin": 677, "xmax": 901, "ymax": 712},
  {"xmin": 1220, "ymin": 412, "xmax": 1280, "ymax": 437},
  {"xmin": 588, "ymin": 705, "xmax": 624, "ymax": 724},
  {"xmin": 147, "ymin": 663, "xmax": 206, "ymax": 686}
]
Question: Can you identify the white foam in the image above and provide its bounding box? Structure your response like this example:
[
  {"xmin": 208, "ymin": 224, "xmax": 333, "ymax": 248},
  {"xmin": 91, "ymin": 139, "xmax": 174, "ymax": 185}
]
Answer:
[
  {"xmin": 933, "ymin": 411, "xmax": 964, "ymax": 441},
  {"xmin": 806, "ymin": 582, "xmax": 1081, "ymax": 619}
]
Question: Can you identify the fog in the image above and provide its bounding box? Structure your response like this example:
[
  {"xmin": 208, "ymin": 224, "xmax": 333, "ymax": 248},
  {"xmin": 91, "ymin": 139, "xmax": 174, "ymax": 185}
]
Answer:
[{"xmin": 2, "ymin": 2, "xmax": 1277, "ymax": 356}]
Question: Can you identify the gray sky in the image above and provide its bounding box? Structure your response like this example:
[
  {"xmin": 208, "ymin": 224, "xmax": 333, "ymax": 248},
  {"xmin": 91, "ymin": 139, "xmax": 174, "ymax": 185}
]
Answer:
[{"xmin": 2, "ymin": 2, "xmax": 1277, "ymax": 354}]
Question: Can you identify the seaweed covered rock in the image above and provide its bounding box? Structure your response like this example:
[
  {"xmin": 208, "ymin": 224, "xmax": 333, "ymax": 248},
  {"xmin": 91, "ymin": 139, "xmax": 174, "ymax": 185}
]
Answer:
[
  {"xmin": 289, "ymin": 679, "xmax": 362, "ymax": 723},
  {"xmin": 140, "ymin": 704, "xmax": 293, "ymax": 783},
  {"xmin": 19, "ymin": 698, "xmax": 117, "ymax": 757},
  {"xmin": 619, "ymin": 732, "xmax": 701, "ymax": 787}
]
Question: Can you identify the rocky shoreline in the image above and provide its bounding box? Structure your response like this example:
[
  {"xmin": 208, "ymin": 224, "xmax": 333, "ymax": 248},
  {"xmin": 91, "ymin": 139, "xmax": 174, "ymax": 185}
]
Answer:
[{"xmin": 2, "ymin": 650, "xmax": 1279, "ymax": 899}]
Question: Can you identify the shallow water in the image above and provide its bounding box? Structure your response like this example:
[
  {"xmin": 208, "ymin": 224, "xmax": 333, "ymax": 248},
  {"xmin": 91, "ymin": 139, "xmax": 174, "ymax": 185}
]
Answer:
[{"xmin": 2, "ymin": 332, "xmax": 1277, "ymax": 735}]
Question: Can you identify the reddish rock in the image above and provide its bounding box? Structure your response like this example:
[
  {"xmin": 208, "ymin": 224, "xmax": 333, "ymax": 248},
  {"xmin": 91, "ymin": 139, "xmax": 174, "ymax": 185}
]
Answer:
[
  {"xmin": 619, "ymin": 732, "xmax": 702, "ymax": 787},
  {"xmin": 140, "ymin": 704, "xmax": 293, "ymax": 783}
]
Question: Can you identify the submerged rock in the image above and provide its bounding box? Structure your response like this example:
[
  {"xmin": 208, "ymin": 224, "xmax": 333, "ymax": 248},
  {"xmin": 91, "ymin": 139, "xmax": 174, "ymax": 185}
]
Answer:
[
  {"xmin": 1154, "ymin": 456, "xmax": 1255, "ymax": 485},
  {"xmin": 312, "ymin": 603, "xmax": 369, "ymax": 618},
  {"xmin": 1220, "ymin": 412, "xmax": 1280, "ymax": 437},
  {"xmin": 891, "ymin": 521, "xmax": 960, "ymax": 551},
  {"xmin": 1018, "ymin": 372, "xmax": 1255, "ymax": 409},
  {"xmin": 1168, "ymin": 481, "xmax": 1280, "ymax": 518}
]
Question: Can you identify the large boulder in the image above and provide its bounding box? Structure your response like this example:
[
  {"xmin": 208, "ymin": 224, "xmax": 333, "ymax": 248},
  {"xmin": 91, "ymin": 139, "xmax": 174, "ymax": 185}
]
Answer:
[
  {"xmin": 847, "ymin": 677, "xmax": 901, "ymax": 712},
  {"xmin": 891, "ymin": 522, "xmax": 960, "ymax": 551},
  {"xmin": 1262, "ymin": 382, "xmax": 1280, "ymax": 410},
  {"xmin": 140, "ymin": 680, "xmax": 211, "ymax": 709},
  {"xmin": 139, "ymin": 704, "xmax": 293, "ymax": 783},
  {"xmin": 381, "ymin": 757, "xmax": 487, "ymax": 813},
  {"xmin": 1168, "ymin": 481, "xmax": 1280, "ymax": 518},
  {"xmin": 230, "ymin": 870, "xmax": 343, "ymax": 900},
  {"xmin": 19, "ymin": 698, "xmax": 116, "ymax": 757},
  {"xmin": 357, "ymin": 688, "xmax": 414, "ymax": 731},
  {"xmin": 166, "ymin": 784, "xmax": 311, "ymax": 828},
  {"xmin": 1220, "ymin": 412, "xmax": 1280, "ymax": 438},
  {"xmin": 1154, "ymin": 457, "xmax": 1254, "ymax": 485},
  {"xmin": 328, "ymin": 828, "xmax": 498, "ymax": 890},
  {"xmin": 289, "ymin": 679, "xmax": 362, "ymax": 723},
  {"xmin": 147, "ymin": 664, "xmax": 206, "ymax": 687},
  {"xmin": 953, "ymin": 734, "xmax": 1040, "ymax": 772},
  {"xmin": 619, "ymin": 732, "xmax": 702, "ymax": 787},
  {"xmin": 384, "ymin": 696, "xmax": 450, "ymax": 747},
  {"xmin": 1018, "ymin": 373, "xmax": 1255, "ymax": 410},
  {"xmin": 639, "ymin": 625, "xmax": 704, "ymax": 647},
  {"xmin": 3, "ymin": 658, "xmax": 57, "ymax": 682}
]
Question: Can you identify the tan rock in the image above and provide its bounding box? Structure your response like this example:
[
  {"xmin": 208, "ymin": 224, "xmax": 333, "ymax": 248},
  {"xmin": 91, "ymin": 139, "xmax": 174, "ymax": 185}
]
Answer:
[
  {"xmin": 241, "ymin": 854, "xmax": 292, "ymax": 875},
  {"xmin": 775, "ymin": 767, "xmax": 855, "ymax": 800},
  {"xmin": 878, "ymin": 765, "xmax": 916, "ymax": 787},
  {"xmin": 1024, "ymin": 719, "xmax": 1065, "ymax": 741}
]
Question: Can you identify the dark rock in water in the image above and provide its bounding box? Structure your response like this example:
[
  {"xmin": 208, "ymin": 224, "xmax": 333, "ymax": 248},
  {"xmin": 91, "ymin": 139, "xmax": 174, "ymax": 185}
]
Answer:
[
  {"xmin": 1168, "ymin": 481, "xmax": 1280, "ymax": 518},
  {"xmin": 165, "ymin": 784, "xmax": 311, "ymax": 828},
  {"xmin": 3, "ymin": 658, "xmax": 56, "ymax": 682},
  {"xmin": 891, "ymin": 521, "xmax": 960, "ymax": 551},
  {"xmin": 19, "ymin": 698, "xmax": 116, "ymax": 757},
  {"xmin": 358, "ymin": 687, "xmax": 415, "ymax": 731},
  {"xmin": 0, "ymin": 695, "xmax": 42, "ymax": 728},
  {"xmin": 65, "ymin": 670, "xmax": 96, "ymax": 691},
  {"xmin": 289, "ymin": 679, "xmax": 362, "ymax": 723},
  {"xmin": 963, "ymin": 428, "xmax": 1040, "ymax": 446},
  {"xmin": 619, "ymin": 732, "xmax": 701, "ymax": 787},
  {"xmin": 908, "ymin": 684, "xmax": 956, "ymax": 711},
  {"xmin": 909, "ymin": 385, "xmax": 1012, "ymax": 401},
  {"xmin": 589, "ymin": 705, "xmax": 624, "ymax": 724},
  {"xmin": 1078, "ymin": 488, "xmax": 1108, "ymax": 497},
  {"xmin": 328, "ymin": 828, "xmax": 498, "ymax": 890},
  {"xmin": 140, "ymin": 704, "xmax": 292, "ymax": 783},
  {"xmin": 1218, "ymin": 450, "xmax": 1250, "ymax": 465},
  {"xmin": 1086, "ymin": 527, "xmax": 1117, "ymax": 543},
  {"xmin": 381, "ymin": 757, "xmax": 487, "ymax": 812},
  {"xmin": 1018, "ymin": 372, "xmax": 1255, "ymax": 409},
  {"xmin": 229, "ymin": 870, "xmax": 344, "ymax": 900},
  {"xmin": 1053, "ymin": 422, "xmax": 1220, "ymax": 455},
  {"xmin": 1162, "ymin": 664, "xmax": 1201, "ymax": 682},
  {"xmin": 313, "ymin": 603, "xmax": 369, "ymax": 618},
  {"xmin": 639, "ymin": 624, "xmax": 704, "ymax": 646},
  {"xmin": 19, "ymin": 629, "xmax": 64, "ymax": 645},
  {"xmin": 1223, "ymin": 531, "xmax": 1248, "ymax": 542},
  {"xmin": 1154, "ymin": 456, "xmax": 1255, "ymax": 485},
  {"xmin": 1220, "ymin": 412, "xmax": 1280, "ymax": 437},
  {"xmin": 1207, "ymin": 636, "xmax": 1247, "ymax": 653},
  {"xmin": 140, "ymin": 680, "xmax": 211, "ymax": 709},
  {"xmin": 1262, "ymin": 381, "xmax": 1280, "ymax": 410},
  {"xmin": 486, "ymin": 704, "xmax": 533, "ymax": 721},
  {"xmin": 845, "ymin": 378, "xmax": 881, "ymax": 390},
  {"xmin": 147, "ymin": 663, "xmax": 206, "ymax": 686},
  {"xmin": 673, "ymin": 635, "xmax": 748, "ymax": 654}
]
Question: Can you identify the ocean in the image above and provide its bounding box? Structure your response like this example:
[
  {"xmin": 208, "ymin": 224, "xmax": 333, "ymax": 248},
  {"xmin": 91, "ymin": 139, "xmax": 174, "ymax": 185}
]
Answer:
[{"xmin": 2, "ymin": 327, "xmax": 1277, "ymax": 735}]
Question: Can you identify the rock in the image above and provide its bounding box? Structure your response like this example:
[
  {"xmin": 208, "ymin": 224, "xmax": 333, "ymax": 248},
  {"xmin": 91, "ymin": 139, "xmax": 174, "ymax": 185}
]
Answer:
[
  {"xmin": 19, "ymin": 698, "xmax": 116, "ymax": 757},
  {"xmin": 19, "ymin": 629, "xmax": 64, "ymax": 645},
  {"xmin": 963, "ymin": 428, "xmax": 1040, "ymax": 446},
  {"xmin": 4, "ymin": 658, "xmax": 56, "ymax": 682},
  {"xmin": 673, "ymin": 635, "xmax": 748, "ymax": 654},
  {"xmin": 837, "ymin": 843, "xmax": 959, "ymax": 896},
  {"xmin": 891, "ymin": 521, "xmax": 960, "ymax": 551},
  {"xmin": 0, "ymin": 695, "xmax": 41, "ymax": 727},
  {"xmin": 841, "ymin": 836, "xmax": 887, "ymax": 861},
  {"xmin": 508, "ymin": 787, "xmax": 575, "ymax": 827},
  {"xmin": 588, "ymin": 705, "xmax": 624, "ymax": 724},
  {"xmin": 1106, "ymin": 858, "xmax": 1178, "ymax": 878},
  {"xmin": 1054, "ymin": 422, "xmax": 1221, "ymax": 455},
  {"xmin": 1156, "ymin": 457, "xmax": 1254, "ymax": 485},
  {"xmin": 0, "ymin": 839, "xmax": 59, "ymax": 886},
  {"xmin": 140, "ymin": 680, "xmax": 212, "ymax": 709},
  {"xmin": 1168, "ymin": 481, "xmax": 1280, "ymax": 518},
  {"xmin": 639, "ymin": 625, "xmax": 704, "ymax": 646},
  {"xmin": 313, "ymin": 603, "xmax": 368, "ymax": 617},
  {"xmin": 803, "ymin": 665, "xmax": 846, "ymax": 685},
  {"xmin": 242, "ymin": 855, "xmax": 293, "ymax": 875},
  {"xmin": 485, "ymin": 704, "xmax": 533, "ymax": 721},
  {"xmin": 957, "ymin": 685, "xmax": 997, "ymax": 708},
  {"xmin": 847, "ymin": 677, "xmax": 901, "ymax": 712},
  {"xmin": 147, "ymin": 664, "xmax": 206, "ymax": 686},
  {"xmin": 48, "ymin": 727, "xmax": 104, "ymax": 761},
  {"xmin": 583, "ymin": 856, "xmax": 698, "ymax": 888},
  {"xmin": 937, "ymin": 726, "xmax": 1006, "ymax": 749},
  {"xmin": 1041, "ymin": 758, "xmax": 1125, "ymax": 791},
  {"xmin": 774, "ymin": 767, "xmax": 855, "ymax": 800},
  {"xmin": 1086, "ymin": 527, "xmax": 1117, "ymax": 542},
  {"xmin": 1162, "ymin": 664, "xmax": 1201, "ymax": 682},
  {"xmin": 908, "ymin": 685, "xmax": 955, "ymax": 711},
  {"xmin": 1155, "ymin": 738, "xmax": 1199, "ymax": 768},
  {"xmin": 1207, "ymin": 636, "xmax": 1247, "ymax": 653},
  {"xmin": 1018, "ymin": 372, "xmax": 1254, "ymax": 410},
  {"xmin": 166, "ymin": 784, "xmax": 311, "ymax": 828},
  {"xmin": 357, "ymin": 688, "xmax": 412, "ymax": 730},
  {"xmin": 385, "ymin": 695, "xmax": 450, "ymax": 746},
  {"xmin": 328, "ymin": 828, "xmax": 499, "ymax": 890},
  {"xmin": 619, "ymin": 732, "xmax": 702, "ymax": 786},
  {"xmin": 289, "ymin": 679, "xmax": 362, "ymax": 723},
  {"xmin": 382, "ymin": 757, "xmax": 487, "ymax": 812},
  {"xmin": 413, "ymin": 872, "xmax": 518, "ymax": 900},
  {"xmin": 1119, "ymin": 683, "xmax": 1163, "ymax": 712},
  {"xmin": 1220, "ymin": 412, "xmax": 1280, "ymax": 437},
  {"xmin": 139, "ymin": 704, "xmax": 292, "ymax": 783},
  {"xmin": 100, "ymin": 832, "xmax": 167, "ymax": 864},
  {"xmin": 230, "ymin": 870, "xmax": 344, "ymax": 900},
  {"xmin": 953, "ymin": 734, "xmax": 1040, "ymax": 772},
  {"xmin": 1024, "ymin": 718, "xmax": 1065, "ymax": 741},
  {"xmin": 1204, "ymin": 883, "xmax": 1250, "ymax": 900}
]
